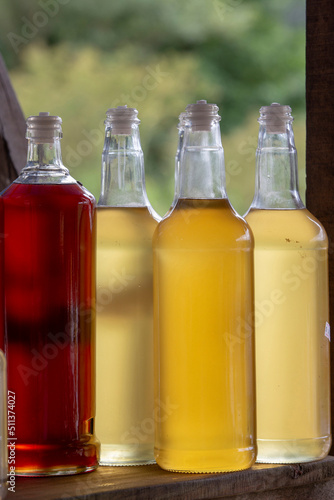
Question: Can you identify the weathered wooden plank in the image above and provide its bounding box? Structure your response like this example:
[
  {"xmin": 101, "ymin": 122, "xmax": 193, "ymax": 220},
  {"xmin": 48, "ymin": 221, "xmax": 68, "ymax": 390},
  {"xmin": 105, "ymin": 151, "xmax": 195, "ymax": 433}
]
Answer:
[
  {"xmin": 220, "ymin": 479, "xmax": 334, "ymax": 500},
  {"xmin": 9, "ymin": 457, "xmax": 334, "ymax": 500},
  {"xmin": 306, "ymin": 0, "xmax": 334, "ymax": 454},
  {"xmin": 0, "ymin": 53, "xmax": 26, "ymax": 190}
]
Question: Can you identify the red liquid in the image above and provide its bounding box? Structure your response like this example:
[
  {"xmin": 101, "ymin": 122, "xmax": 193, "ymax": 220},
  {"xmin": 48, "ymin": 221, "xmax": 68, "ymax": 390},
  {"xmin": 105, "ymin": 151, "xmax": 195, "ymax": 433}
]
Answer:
[{"xmin": 0, "ymin": 182, "xmax": 99, "ymax": 475}]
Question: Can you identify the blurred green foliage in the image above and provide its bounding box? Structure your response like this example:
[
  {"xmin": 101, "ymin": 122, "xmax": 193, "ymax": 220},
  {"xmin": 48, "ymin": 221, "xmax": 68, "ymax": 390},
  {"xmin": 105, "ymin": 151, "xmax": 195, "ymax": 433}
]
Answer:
[{"xmin": 0, "ymin": 0, "xmax": 305, "ymax": 216}]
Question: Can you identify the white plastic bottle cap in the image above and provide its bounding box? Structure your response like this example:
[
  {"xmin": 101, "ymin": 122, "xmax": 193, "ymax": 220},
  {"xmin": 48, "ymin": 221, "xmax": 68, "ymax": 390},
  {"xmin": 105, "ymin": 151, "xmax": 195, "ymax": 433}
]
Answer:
[
  {"xmin": 185, "ymin": 100, "xmax": 220, "ymax": 131},
  {"xmin": 105, "ymin": 105, "xmax": 140, "ymax": 135},
  {"xmin": 259, "ymin": 103, "xmax": 293, "ymax": 133},
  {"xmin": 26, "ymin": 112, "xmax": 62, "ymax": 142}
]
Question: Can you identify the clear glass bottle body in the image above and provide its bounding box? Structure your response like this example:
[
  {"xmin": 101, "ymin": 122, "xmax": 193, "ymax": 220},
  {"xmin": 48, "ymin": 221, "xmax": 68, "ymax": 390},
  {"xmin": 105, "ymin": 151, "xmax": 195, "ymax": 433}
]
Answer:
[
  {"xmin": 245, "ymin": 104, "xmax": 331, "ymax": 463},
  {"xmin": 153, "ymin": 102, "xmax": 256, "ymax": 473},
  {"xmin": 0, "ymin": 114, "xmax": 99, "ymax": 475},
  {"xmin": 96, "ymin": 107, "xmax": 159, "ymax": 465}
]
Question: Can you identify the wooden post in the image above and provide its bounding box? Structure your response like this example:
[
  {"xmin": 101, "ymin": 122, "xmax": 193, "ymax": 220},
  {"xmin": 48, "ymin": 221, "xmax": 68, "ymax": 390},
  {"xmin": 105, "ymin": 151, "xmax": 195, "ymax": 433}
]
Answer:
[
  {"xmin": 0, "ymin": 53, "xmax": 26, "ymax": 191},
  {"xmin": 306, "ymin": 0, "xmax": 334, "ymax": 452}
]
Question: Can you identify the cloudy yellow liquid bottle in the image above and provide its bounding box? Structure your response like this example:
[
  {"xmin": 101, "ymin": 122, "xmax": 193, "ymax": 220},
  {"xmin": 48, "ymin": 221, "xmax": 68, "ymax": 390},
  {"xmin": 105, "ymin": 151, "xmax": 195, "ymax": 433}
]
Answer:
[
  {"xmin": 153, "ymin": 101, "xmax": 256, "ymax": 473},
  {"xmin": 245, "ymin": 103, "xmax": 331, "ymax": 463},
  {"xmin": 96, "ymin": 106, "xmax": 159, "ymax": 465}
]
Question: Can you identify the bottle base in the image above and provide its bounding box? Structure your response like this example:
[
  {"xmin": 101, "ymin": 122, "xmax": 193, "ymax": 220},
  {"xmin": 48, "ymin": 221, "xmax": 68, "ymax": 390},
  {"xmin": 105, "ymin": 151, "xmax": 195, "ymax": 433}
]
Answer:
[
  {"xmin": 99, "ymin": 443, "xmax": 155, "ymax": 466},
  {"xmin": 14, "ymin": 464, "xmax": 98, "ymax": 477},
  {"xmin": 155, "ymin": 446, "xmax": 256, "ymax": 473},
  {"xmin": 256, "ymin": 435, "xmax": 332, "ymax": 464},
  {"xmin": 12, "ymin": 439, "xmax": 100, "ymax": 476}
]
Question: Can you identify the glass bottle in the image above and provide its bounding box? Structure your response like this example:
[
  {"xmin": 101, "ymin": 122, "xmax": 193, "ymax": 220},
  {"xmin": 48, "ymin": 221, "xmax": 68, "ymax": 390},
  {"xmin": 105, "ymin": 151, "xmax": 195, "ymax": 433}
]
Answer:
[
  {"xmin": 245, "ymin": 103, "xmax": 331, "ymax": 463},
  {"xmin": 96, "ymin": 105, "xmax": 160, "ymax": 465},
  {"xmin": 164, "ymin": 112, "xmax": 186, "ymax": 217},
  {"xmin": 153, "ymin": 100, "xmax": 256, "ymax": 473},
  {"xmin": 0, "ymin": 112, "xmax": 99, "ymax": 475}
]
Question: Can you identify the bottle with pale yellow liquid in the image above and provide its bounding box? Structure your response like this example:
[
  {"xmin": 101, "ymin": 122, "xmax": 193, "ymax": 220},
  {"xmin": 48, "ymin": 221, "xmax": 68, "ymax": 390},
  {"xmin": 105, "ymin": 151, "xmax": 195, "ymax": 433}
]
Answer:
[
  {"xmin": 245, "ymin": 103, "xmax": 331, "ymax": 463},
  {"xmin": 96, "ymin": 106, "xmax": 160, "ymax": 465},
  {"xmin": 153, "ymin": 100, "xmax": 256, "ymax": 473}
]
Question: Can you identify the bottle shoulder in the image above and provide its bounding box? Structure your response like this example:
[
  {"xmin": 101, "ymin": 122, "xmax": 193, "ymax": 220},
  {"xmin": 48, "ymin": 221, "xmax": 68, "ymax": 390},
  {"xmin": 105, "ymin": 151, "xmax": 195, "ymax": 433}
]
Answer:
[
  {"xmin": 97, "ymin": 206, "xmax": 158, "ymax": 246},
  {"xmin": 154, "ymin": 198, "xmax": 253, "ymax": 250},
  {"xmin": 1, "ymin": 181, "xmax": 96, "ymax": 208},
  {"xmin": 245, "ymin": 208, "xmax": 328, "ymax": 248}
]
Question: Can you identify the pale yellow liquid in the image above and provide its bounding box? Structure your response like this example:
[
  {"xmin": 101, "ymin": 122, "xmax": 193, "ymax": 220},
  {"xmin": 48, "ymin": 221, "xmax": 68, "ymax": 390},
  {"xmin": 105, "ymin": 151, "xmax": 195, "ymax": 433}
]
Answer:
[
  {"xmin": 153, "ymin": 199, "xmax": 256, "ymax": 473},
  {"xmin": 96, "ymin": 206, "xmax": 158, "ymax": 465},
  {"xmin": 245, "ymin": 208, "xmax": 331, "ymax": 463}
]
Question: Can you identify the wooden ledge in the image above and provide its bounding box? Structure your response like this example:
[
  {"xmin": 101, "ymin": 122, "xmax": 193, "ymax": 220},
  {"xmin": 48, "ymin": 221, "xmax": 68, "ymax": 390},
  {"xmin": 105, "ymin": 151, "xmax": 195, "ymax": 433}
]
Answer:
[{"xmin": 12, "ymin": 456, "xmax": 334, "ymax": 500}]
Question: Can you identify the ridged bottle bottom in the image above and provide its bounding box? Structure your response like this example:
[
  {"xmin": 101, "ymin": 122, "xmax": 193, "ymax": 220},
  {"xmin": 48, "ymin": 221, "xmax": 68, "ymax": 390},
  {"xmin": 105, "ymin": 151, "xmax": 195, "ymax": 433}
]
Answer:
[
  {"xmin": 99, "ymin": 443, "xmax": 155, "ymax": 466},
  {"xmin": 155, "ymin": 446, "xmax": 256, "ymax": 473},
  {"xmin": 256, "ymin": 436, "xmax": 331, "ymax": 464},
  {"xmin": 13, "ymin": 438, "xmax": 100, "ymax": 476}
]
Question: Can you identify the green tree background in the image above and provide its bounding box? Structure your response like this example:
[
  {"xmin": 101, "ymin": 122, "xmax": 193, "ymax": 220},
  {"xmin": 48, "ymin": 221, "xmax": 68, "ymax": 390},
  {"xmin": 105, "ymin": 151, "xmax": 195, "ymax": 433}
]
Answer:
[{"xmin": 0, "ymin": 0, "xmax": 305, "ymax": 216}]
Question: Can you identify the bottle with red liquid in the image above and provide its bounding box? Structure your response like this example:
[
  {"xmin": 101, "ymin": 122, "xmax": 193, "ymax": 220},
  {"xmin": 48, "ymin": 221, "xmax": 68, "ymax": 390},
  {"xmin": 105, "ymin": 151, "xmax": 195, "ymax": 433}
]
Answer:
[{"xmin": 0, "ymin": 112, "xmax": 99, "ymax": 475}]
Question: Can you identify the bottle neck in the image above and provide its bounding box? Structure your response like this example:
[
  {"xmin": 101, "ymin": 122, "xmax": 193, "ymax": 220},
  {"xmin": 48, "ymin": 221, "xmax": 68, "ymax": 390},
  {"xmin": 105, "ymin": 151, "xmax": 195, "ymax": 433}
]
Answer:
[
  {"xmin": 179, "ymin": 122, "xmax": 227, "ymax": 200},
  {"xmin": 171, "ymin": 126, "xmax": 184, "ymax": 206},
  {"xmin": 98, "ymin": 125, "xmax": 149, "ymax": 207},
  {"xmin": 18, "ymin": 138, "xmax": 72, "ymax": 184},
  {"xmin": 28, "ymin": 139, "xmax": 63, "ymax": 167},
  {"xmin": 251, "ymin": 121, "xmax": 304, "ymax": 209}
]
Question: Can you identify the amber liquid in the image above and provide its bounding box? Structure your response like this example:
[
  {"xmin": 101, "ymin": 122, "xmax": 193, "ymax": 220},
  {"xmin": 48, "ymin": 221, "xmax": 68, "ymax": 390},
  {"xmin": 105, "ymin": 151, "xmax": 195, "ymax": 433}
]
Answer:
[
  {"xmin": 1, "ymin": 183, "xmax": 99, "ymax": 476},
  {"xmin": 153, "ymin": 198, "xmax": 256, "ymax": 473},
  {"xmin": 245, "ymin": 208, "xmax": 331, "ymax": 463},
  {"xmin": 96, "ymin": 206, "xmax": 158, "ymax": 465}
]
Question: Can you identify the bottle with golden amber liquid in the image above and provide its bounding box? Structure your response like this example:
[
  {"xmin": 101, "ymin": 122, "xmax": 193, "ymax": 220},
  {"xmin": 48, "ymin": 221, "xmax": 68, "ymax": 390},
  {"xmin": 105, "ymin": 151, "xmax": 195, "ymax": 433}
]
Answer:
[
  {"xmin": 153, "ymin": 100, "xmax": 256, "ymax": 473},
  {"xmin": 245, "ymin": 103, "xmax": 331, "ymax": 463},
  {"xmin": 96, "ymin": 106, "xmax": 160, "ymax": 465}
]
